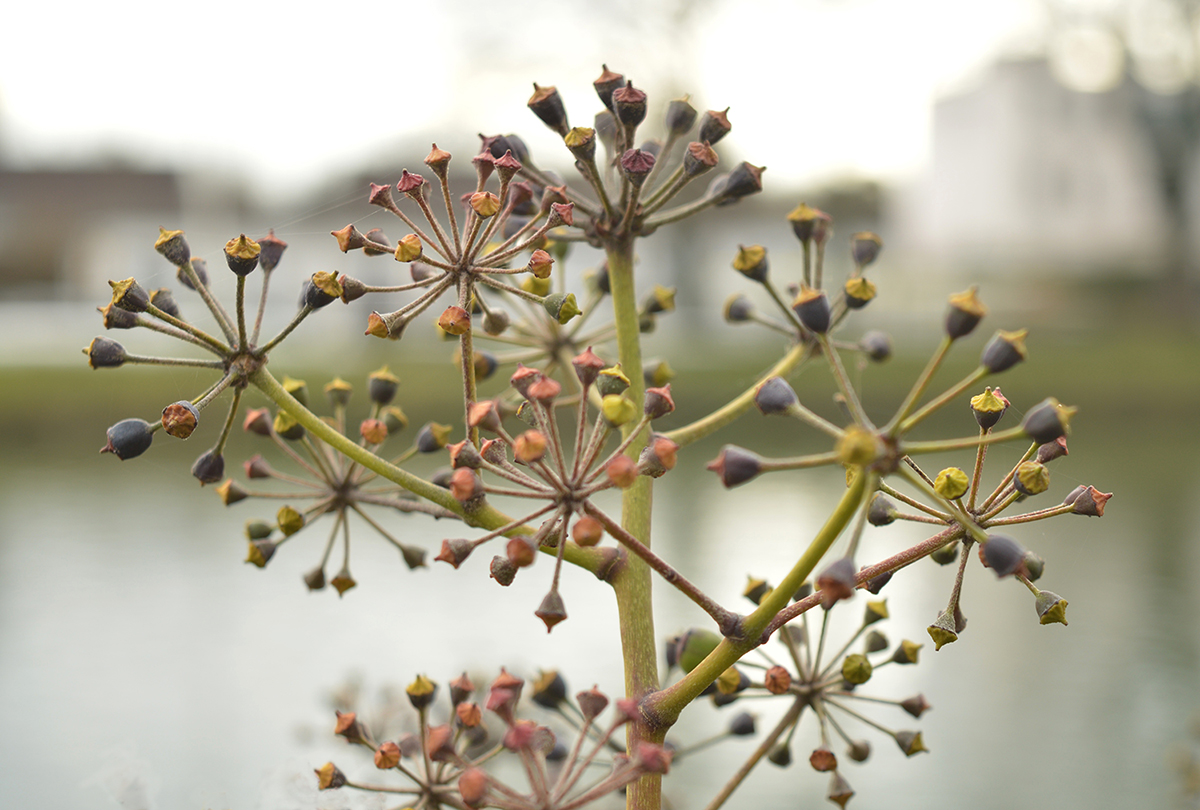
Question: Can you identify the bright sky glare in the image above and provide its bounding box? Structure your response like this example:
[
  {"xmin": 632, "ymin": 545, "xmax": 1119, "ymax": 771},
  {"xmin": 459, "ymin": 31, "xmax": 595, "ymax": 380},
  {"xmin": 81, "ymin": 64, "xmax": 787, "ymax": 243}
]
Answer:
[{"xmin": 0, "ymin": 0, "xmax": 1054, "ymax": 193}]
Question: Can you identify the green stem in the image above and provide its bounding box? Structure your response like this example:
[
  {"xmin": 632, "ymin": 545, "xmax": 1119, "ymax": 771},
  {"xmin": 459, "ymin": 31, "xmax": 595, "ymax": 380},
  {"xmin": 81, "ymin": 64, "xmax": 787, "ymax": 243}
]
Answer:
[
  {"xmin": 604, "ymin": 236, "xmax": 662, "ymax": 810},
  {"xmin": 644, "ymin": 470, "xmax": 868, "ymax": 727},
  {"xmin": 663, "ymin": 343, "xmax": 812, "ymax": 447}
]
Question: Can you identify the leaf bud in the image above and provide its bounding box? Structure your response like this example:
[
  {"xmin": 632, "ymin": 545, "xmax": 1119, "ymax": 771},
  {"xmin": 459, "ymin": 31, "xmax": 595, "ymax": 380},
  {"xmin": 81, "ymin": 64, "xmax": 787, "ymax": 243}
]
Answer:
[
  {"xmin": 223, "ymin": 234, "xmax": 260, "ymax": 276},
  {"xmin": 101, "ymin": 418, "xmax": 153, "ymax": 459}
]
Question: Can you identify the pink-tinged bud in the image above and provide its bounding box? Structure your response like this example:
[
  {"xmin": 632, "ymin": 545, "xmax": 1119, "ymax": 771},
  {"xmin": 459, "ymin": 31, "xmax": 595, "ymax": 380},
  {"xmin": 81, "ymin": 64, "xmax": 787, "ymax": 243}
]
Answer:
[
  {"xmin": 606, "ymin": 454, "xmax": 639, "ymax": 489},
  {"xmin": 425, "ymin": 724, "xmax": 456, "ymax": 762},
  {"xmin": 368, "ymin": 182, "xmax": 396, "ymax": 209},
  {"xmin": 243, "ymin": 454, "xmax": 272, "ymax": 478},
  {"xmin": 360, "ymin": 418, "xmax": 388, "ymax": 444},
  {"xmin": 535, "ymin": 589, "xmax": 568, "ymax": 632},
  {"xmin": 397, "ymin": 170, "xmax": 425, "ymax": 196},
  {"xmin": 435, "ymin": 538, "xmax": 474, "ymax": 569},
  {"xmin": 458, "ymin": 768, "xmax": 490, "ymax": 807},
  {"xmin": 456, "ymin": 701, "xmax": 483, "ymax": 727},
  {"xmin": 816, "ymin": 557, "xmax": 857, "ymax": 609},
  {"xmin": 330, "ymin": 224, "xmax": 366, "ymax": 253},
  {"xmin": 573, "ymin": 347, "xmax": 606, "ymax": 387},
  {"xmin": 644, "ymin": 385, "xmax": 675, "ymax": 419},
  {"xmin": 466, "ymin": 400, "xmax": 502, "ymax": 433},
  {"xmin": 593, "ymin": 65, "xmax": 624, "ymax": 110},
  {"xmin": 374, "ymin": 741, "xmax": 401, "ymax": 769},
  {"xmin": 548, "ymin": 202, "xmax": 574, "ymax": 227},
  {"xmin": 577, "ymin": 685, "xmax": 609, "ymax": 720},
  {"xmin": 506, "ymin": 536, "xmax": 537, "ymax": 568},
  {"xmin": 334, "ymin": 710, "xmax": 371, "ymax": 745},
  {"xmin": 513, "ymin": 430, "xmax": 548, "ymax": 464},
  {"xmin": 634, "ymin": 742, "xmax": 673, "ymax": 774},
  {"xmin": 1063, "ymin": 485, "xmax": 1112, "ymax": 517},
  {"xmin": 509, "ymin": 365, "xmax": 544, "ymax": 397},
  {"xmin": 572, "ymin": 516, "xmax": 604, "ymax": 547},
  {"xmin": 424, "ymin": 143, "xmax": 452, "ymax": 173},
  {"xmin": 494, "ymin": 150, "xmax": 522, "ymax": 183},
  {"xmin": 706, "ymin": 445, "xmax": 763, "ymax": 488},
  {"xmin": 449, "ymin": 468, "xmax": 483, "ymax": 504},
  {"xmin": 242, "ymin": 408, "xmax": 272, "ymax": 436},
  {"xmin": 639, "ymin": 435, "xmax": 678, "ymax": 478},
  {"xmin": 526, "ymin": 376, "xmax": 562, "ymax": 406}
]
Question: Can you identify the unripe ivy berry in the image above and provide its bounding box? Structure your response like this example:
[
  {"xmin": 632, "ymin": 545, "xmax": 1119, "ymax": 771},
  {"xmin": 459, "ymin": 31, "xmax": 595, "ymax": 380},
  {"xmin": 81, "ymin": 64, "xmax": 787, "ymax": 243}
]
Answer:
[
  {"xmin": 154, "ymin": 227, "xmax": 191, "ymax": 267},
  {"xmin": 191, "ymin": 450, "xmax": 225, "ymax": 485},
  {"xmin": 945, "ymin": 287, "xmax": 987, "ymax": 339},
  {"xmin": 981, "ymin": 329, "xmax": 1029, "ymax": 373},
  {"xmin": 223, "ymin": 234, "xmax": 261, "ymax": 276},
  {"xmin": 755, "ymin": 376, "xmax": 798, "ymax": 415},
  {"xmin": 368, "ymin": 367, "xmax": 400, "ymax": 405},
  {"xmin": 99, "ymin": 418, "xmax": 154, "ymax": 460},
  {"xmin": 859, "ymin": 330, "xmax": 892, "ymax": 362},
  {"xmin": 981, "ymin": 534, "xmax": 1025, "ymax": 577},
  {"xmin": 970, "ymin": 387, "xmax": 1008, "ymax": 429},
  {"xmin": 1014, "ymin": 460, "xmax": 1050, "ymax": 496},
  {"xmin": 1022, "ymin": 397, "xmax": 1077, "ymax": 445},
  {"xmin": 86, "ymin": 337, "xmax": 126, "ymax": 369},
  {"xmin": 792, "ymin": 287, "xmax": 831, "ymax": 334}
]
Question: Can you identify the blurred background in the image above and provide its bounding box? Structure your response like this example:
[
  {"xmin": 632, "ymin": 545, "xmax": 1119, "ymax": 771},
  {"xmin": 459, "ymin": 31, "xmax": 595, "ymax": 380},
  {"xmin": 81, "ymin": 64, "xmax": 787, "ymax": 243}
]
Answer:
[{"xmin": 2, "ymin": 0, "xmax": 1199, "ymax": 808}]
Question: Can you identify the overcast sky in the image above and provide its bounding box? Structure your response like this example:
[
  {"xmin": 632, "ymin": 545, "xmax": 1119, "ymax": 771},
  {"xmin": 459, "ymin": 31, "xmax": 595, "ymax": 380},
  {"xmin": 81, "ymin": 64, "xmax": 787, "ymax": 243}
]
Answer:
[{"xmin": 0, "ymin": 0, "xmax": 1062, "ymax": 194}]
